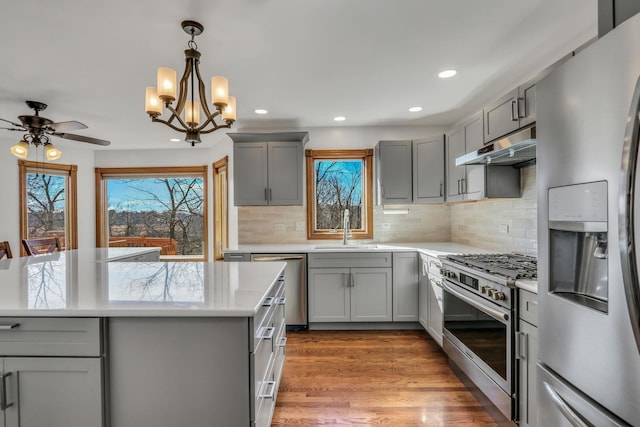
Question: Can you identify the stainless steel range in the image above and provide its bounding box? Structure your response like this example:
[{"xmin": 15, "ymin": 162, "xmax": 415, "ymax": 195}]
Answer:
[{"xmin": 440, "ymin": 253, "xmax": 537, "ymax": 423}]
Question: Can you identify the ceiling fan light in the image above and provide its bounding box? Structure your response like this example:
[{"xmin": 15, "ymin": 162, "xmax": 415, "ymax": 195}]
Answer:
[
  {"xmin": 10, "ymin": 140, "xmax": 29, "ymax": 159},
  {"xmin": 44, "ymin": 143, "xmax": 62, "ymax": 161}
]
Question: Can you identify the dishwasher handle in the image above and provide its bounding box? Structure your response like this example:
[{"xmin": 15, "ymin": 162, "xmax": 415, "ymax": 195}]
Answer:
[{"xmin": 252, "ymin": 255, "xmax": 305, "ymax": 262}]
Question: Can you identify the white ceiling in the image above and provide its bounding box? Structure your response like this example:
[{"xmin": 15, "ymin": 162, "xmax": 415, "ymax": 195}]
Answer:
[{"xmin": 0, "ymin": 0, "xmax": 597, "ymax": 150}]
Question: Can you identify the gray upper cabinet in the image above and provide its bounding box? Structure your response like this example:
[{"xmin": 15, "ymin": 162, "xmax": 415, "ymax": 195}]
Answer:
[
  {"xmin": 483, "ymin": 80, "xmax": 536, "ymax": 143},
  {"xmin": 446, "ymin": 111, "xmax": 485, "ymax": 201},
  {"xmin": 229, "ymin": 132, "xmax": 309, "ymax": 206},
  {"xmin": 413, "ymin": 137, "xmax": 445, "ymax": 203},
  {"xmin": 377, "ymin": 140, "xmax": 413, "ymax": 204},
  {"xmin": 376, "ymin": 135, "xmax": 444, "ymax": 205}
]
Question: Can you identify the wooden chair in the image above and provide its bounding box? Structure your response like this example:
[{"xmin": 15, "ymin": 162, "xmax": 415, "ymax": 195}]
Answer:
[
  {"xmin": 0, "ymin": 241, "xmax": 12, "ymax": 259},
  {"xmin": 21, "ymin": 237, "xmax": 61, "ymax": 256}
]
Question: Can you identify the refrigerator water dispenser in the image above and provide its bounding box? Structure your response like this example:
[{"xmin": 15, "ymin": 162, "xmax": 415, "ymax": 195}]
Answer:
[{"xmin": 548, "ymin": 181, "xmax": 609, "ymax": 313}]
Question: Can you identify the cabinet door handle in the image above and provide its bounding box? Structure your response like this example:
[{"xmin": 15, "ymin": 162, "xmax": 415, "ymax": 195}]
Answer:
[
  {"xmin": 461, "ymin": 178, "xmax": 466, "ymax": 194},
  {"xmin": 351, "ymin": 273, "xmax": 355, "ymax": 287},
  {"xmin": 261, "ymin": 326, "xmax": 275, "ymax": 340},
  {"xmin": 0, "ymin": 323, "xmax": 19, "ymax": 330},
  {"xmin": 511, "ymin": 99, "xmax": 518, "ymax": 121},
  {"xmin": 268, "ymin": 188, "xmax": 272, "ymax": 201},
  {"xmin": 262, "ymin": 297, "xmax": 275, "ymax": 307},
  {"xmin": 259, "ymin": 380, "xmax": 277, "ymax": 399},
  {"xmin": 515, "ymin": 331, "xmax": 527, "ymax": 360},
  {"xmin": 264, "ymin": 188, "xmax": 269, "ymax": 201},
  {"xmin": 457, "ymin": 179, "xmax": 461, "ymax": 195},
  {"xmin": 439, "ymin": 183, "xmax": 443, "ymax": 197},
  {"xmin": 0, "ymin": 372, "xmax": 12, "ymax": 410},
  {"xmin": 517, "ymin": 97, "xmax": 525, "ymax": 119}
]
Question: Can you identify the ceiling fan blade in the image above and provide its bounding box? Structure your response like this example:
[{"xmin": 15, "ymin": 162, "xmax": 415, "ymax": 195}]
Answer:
[
  {"xmin": 0, "ymin": 126, "xmax": 26, "ymax": 132},
  {"xmin": 48, "ymin": 120, "xmax": 88, "ymax": 132},
  {"xmin": 0, "ymin": 117, "xmax": 25, "ymax": 128},
  {"xmin": 53, "ymin": 132, "xmax": 111, "ymax": 146}
]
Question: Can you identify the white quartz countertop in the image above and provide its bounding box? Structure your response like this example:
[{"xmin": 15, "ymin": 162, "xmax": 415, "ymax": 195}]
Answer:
[
  {"xmin": 515, "ymin": 279, "xmax": 538, "ymax": 294},
  {"xmin": 0, "ymin": 249, "xmax": 285, "ymax": 317},
  {"xmin": 223, "ymin": 242, "xmax": 495, "ymax": 257}
]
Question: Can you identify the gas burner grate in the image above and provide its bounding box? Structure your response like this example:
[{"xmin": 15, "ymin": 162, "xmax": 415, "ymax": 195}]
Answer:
[{"xmin": 447, "ymin": 253, "xmax": 537, "ymax": 279}]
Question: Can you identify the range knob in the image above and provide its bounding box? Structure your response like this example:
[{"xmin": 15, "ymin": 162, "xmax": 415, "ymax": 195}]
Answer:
[
  {"xmin": 487, "ymin": 288, "xmax": 496, "ymax": 297},
  {"xmin": 481, "ymin": 286, "xmax": 491, "ymax": 294},
  {"xmin": 492, "ymin": 291, "xmax": 506, "ymax": 301}
]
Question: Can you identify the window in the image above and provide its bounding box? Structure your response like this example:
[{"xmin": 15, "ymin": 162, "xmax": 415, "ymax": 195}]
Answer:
[
  {"xmin": 95, "ymin": 166, "xmax": 208, "ymax": 260},
  {"xmin": 19, "ymin": 160, "xmax": 78, "ymax": 254},
  {"xmin": 305, "ymin": 149, "xmax": 373, "ymax": 240}
]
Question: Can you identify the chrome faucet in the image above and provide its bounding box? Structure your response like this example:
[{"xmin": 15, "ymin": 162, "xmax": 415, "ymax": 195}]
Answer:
[{"xmin": 342, "ymin": 209, "xmax": 350, "ymax": 245}]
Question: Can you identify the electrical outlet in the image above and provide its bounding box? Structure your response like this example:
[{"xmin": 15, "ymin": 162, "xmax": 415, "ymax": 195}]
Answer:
[
  {"xmin": 274, "ymin": 223, "xmax": 285, "ymax": 232},
  {"xmin": 499, "ymin": 224, "xmax": 509, "ymax": 234},
  {"xmin": 295, "ymin": 221, "xmax": 305, "ymax": 231}
]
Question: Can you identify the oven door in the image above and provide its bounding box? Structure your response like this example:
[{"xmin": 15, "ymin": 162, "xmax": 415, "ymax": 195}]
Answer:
[{"xmin": 442, "ymin": 281, "xmax": 513, "ymax": 395}]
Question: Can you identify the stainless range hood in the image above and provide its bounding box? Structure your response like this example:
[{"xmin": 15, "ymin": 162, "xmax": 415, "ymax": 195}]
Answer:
[{"xmin": 456, "ymin": 125, "xmax": 536, "ymax": 167}]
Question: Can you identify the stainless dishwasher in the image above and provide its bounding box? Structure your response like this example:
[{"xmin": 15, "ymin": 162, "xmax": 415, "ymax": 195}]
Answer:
[{"xmin": 225, "ymin": 253, "xmax": 307, "ymax": 330}]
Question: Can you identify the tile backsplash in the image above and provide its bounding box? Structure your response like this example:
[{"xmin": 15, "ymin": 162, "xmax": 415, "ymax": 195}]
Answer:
[
  {"xmin": 237, "ymin": 165, "xmax": 537, "ymax": 255},
  {"xmin": 450, "ymin": 165, "xmax": 537, "ymax": 256}
]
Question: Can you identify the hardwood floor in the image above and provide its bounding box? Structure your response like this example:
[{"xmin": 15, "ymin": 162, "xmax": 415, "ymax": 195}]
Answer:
[{"xmin": 272, "ymin": 330, "xmax": 499, "ymax": 426}]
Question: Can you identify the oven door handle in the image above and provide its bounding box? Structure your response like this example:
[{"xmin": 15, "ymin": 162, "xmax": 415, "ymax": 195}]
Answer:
[{"xmin": 443, "ymin": 282, "xmax": 509, "ymax": 323}]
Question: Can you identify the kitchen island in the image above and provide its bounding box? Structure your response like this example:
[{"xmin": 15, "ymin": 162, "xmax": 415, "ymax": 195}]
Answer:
[{"xmin": 0, "ymin": 249, "xmax": 286, "ymax": 427}]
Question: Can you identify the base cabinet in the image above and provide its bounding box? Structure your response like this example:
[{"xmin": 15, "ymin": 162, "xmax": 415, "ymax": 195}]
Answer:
[
  {"xmin": 517, "ymin": 289, "xmax": 538, "ymax": 427},
  {"xmin": 308, "ymin": 267, "xmax": 393, "ymax": 322},
  {"xmin": 0, "ymin": 358, "xmax": 103, "ymax": 427},
  {"xmin": 0, "ymin": 317, "xmax": 105, "ymax": 427},
  {"xmin": 308, "ymin": 252, "xmax": 393, "ymax": 323},
  {"xmin": 393, "ymin": 252, "xmax": 419, "ymax": 321}
]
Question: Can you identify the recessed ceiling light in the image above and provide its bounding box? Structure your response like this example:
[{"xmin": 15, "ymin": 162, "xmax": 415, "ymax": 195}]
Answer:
[
  {"xmin": 438, "ymin": 69, "xmax": 457, "ymax": 79},
  {"xmin": 334, "ymin": 116, "xmax": 346, "ymax": 122},
  {"xmin": 170, "ymin": 138, "xmax": 181, "ymax": 142},
  {"xmin": 409, "ymin": 106, "xmax": 423, "ymax": 113},
  {"xmin": 255, "ymin": 109, "xmax": 268, "ymax": 114}
]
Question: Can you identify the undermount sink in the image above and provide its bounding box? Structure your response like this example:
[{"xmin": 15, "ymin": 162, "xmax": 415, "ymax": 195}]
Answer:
[{"xmin": 314, "ymin": 244, "xmax": 378, "ymax": 250}]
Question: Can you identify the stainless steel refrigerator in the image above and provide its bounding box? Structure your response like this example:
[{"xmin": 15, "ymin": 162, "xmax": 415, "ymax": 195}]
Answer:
[{"xmin": 537, "ymin": 12, "xmax": 640, "ymax": 427}]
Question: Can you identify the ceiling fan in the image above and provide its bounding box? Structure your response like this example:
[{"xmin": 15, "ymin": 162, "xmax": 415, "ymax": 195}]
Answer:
[{"xmin": 0, "ymin": 100, "xmax": 110, "ymax": 160}]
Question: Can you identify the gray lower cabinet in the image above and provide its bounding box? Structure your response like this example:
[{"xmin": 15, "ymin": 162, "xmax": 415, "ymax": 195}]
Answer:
[
  {"xmin": 0, "ymin": 317, "xmax": 105, "ymax": 427},
  {"xmin": 517, "ymin": 289, "xmax": 538, "ymax": 427},
  {"xmin": 229, "ymin": 132, "xmax": 308, "ymax": 206},
  {"xmin": 426, "ymin": 274, "xmax": 444, "ymax": 346},
  {"xmin": 308, "ymin": 252, "xmax": 393, "ymax": 323},
  {"xmin": 392, "ymin": 252, "xmax": 419, "ymax": 321},
  {"xmin": 109, "ymin": 277, "xmax": 286, "ymax": 427}
]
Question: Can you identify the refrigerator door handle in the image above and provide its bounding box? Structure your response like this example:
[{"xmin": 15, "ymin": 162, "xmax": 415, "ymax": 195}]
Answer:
[
  {"xmin": 619, "ymin": 74, "xmax": 640, "ymax": 352},
  {"xmin": 542, "ymin": 382, "xmax": 589, "ymax": 427}
]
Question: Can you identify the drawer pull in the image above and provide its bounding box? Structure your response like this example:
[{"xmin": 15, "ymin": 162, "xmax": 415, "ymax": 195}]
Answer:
[
  {"xmin": 261, "ymin": 327, "xmax": 275, "ymax": 340},
  {"xmin": 0, "ymin": 323, "xmax": 19, "ymax": 330},
  {"xmin": 259, "ymin": 381, "xmax": 277, "ymax": 399},
  {"xmin": 278, "ymin": 337, "xmax": 288, "ymax": 348},
  {"xmin": 262, "ymin": 297, "xmax": 275, "ymax": 307},
  {"xmin": 0, "ymin": 372, "xmax": 12, "ymax": 410},
  {"xmin": 277, "ymin": 297, "xmax": 287, "ymax": 305}
]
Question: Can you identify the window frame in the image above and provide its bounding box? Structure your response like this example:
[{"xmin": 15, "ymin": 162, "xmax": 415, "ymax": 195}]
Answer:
[
  {"xmin": 94, "ymin": 166, "xmax": 209, "ymax": 260},
  {"xmin": 305, "ymin": 149, "xmax": 374, "ymax": 240},
  {"xmin": 19, "ymin": 160, "xmax": 78, "ymax": 255}
]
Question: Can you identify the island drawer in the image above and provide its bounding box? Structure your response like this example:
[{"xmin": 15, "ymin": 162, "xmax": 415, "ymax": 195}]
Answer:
[
  {"xmin": 308, "ymin": 252, "xmax": 392, "ymax": 268},
  {"xmin": 0, "ymin": 317, "xmax": 103, "ymax": 357},
  {"xmin": 519, "ymin": 290, "xmax": 538, "ymax": 326}
]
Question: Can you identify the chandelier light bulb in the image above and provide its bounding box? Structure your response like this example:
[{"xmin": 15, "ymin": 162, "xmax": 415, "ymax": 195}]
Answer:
[
  {"xmin": 157, "ymin": 67, "xmax": 177, "ymax": 101},
  {"xmin": 211, "ymin": 76, "xmax": 229, "ymax": 107},
  {"xmin": 145, "ymin": 87, "xmax": 162, "ymax": 116},
  {"xmin": 185, "ymin": 100, "xmax": 201, "ymax": 125},
  {"xmin": 222, "ymin": 96, "xmax": 237, "ymax": 121}
]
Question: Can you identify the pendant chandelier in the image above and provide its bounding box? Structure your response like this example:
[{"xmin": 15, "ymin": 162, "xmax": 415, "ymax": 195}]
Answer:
[{"xmin": 145, "ymin": 20, "xmax": 236, "ymax": 146}]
